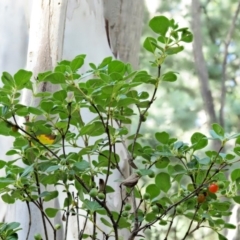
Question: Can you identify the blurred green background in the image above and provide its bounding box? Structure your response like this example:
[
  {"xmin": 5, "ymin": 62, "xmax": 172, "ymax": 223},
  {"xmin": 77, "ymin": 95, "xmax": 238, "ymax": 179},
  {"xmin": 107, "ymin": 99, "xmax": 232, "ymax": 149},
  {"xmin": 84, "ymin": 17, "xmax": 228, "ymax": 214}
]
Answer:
[{"xmin": 137, "ymin": 1, "xmax": 240, "ymax": 239}]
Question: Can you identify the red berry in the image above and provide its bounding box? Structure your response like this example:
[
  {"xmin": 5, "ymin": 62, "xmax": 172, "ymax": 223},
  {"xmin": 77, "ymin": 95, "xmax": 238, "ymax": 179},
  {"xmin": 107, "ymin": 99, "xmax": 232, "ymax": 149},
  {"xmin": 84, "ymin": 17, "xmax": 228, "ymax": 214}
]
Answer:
[
  {"xmin": 208, "ymin": 183, "xmax": 219, "ymax": 193},
  {"xmin": 197, "ymin": 193, "xmax": 206, "ymax": 203}
]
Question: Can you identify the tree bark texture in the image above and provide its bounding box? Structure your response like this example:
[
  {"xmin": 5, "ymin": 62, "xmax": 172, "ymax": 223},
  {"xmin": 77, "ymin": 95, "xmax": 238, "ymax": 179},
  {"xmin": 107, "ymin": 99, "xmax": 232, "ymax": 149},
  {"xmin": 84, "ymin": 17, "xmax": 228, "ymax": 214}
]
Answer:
[
  {"xmin": 191, "ymin": 0, "xmax": 217, "ymax": 126},
  {"xmin": 0, "ymin": 0, "xmax": 144, "ymax": 239}
]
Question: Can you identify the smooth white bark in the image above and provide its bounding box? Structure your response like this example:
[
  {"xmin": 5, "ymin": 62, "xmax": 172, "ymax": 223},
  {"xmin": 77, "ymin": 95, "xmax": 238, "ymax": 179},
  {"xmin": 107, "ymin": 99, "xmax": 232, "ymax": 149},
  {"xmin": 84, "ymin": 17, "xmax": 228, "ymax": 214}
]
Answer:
[{"xmin": 0, "ymin": 0, "xmax": 143, "ymax": 239}]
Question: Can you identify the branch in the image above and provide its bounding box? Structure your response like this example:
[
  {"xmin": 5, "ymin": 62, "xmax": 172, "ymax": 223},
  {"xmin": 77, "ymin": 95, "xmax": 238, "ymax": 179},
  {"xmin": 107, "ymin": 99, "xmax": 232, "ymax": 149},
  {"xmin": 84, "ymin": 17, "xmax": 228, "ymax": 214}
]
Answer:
[{"xmin": 26, "ymin": 201, "xmax": 31, "ymax": 240}]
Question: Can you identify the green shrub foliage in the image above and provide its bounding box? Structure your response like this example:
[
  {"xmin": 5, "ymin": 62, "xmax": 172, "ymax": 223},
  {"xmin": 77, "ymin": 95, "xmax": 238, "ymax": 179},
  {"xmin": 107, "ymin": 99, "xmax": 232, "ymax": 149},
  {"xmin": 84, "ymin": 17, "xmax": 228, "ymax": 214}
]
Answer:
[{"xmin": 0, "ymin": 16, "xmax": 238, "ymax": 240}]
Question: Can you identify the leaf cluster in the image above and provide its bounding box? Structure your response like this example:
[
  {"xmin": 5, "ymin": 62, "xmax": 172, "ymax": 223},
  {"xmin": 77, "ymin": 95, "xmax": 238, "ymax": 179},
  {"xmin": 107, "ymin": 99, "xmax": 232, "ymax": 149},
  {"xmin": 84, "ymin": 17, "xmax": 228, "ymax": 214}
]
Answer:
[{"xmin": 0, "ymin": 16, "xmax": 238, "ymax": 240}]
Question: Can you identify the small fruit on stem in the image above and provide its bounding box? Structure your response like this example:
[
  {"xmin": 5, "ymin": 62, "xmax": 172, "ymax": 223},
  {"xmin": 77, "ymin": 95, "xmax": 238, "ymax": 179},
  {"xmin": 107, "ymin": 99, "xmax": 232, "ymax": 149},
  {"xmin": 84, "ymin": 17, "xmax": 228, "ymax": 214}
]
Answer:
[
  {"xmin": 89, "ymin": 188, "xmax": 98, "ymax": 198},
  {"xmin": 197, "ymin": 193, "xmax": 206, "ymax": 203},
  {"xmin": 208, "ymin": 183, "xmax": 219, "ymax": 193}
]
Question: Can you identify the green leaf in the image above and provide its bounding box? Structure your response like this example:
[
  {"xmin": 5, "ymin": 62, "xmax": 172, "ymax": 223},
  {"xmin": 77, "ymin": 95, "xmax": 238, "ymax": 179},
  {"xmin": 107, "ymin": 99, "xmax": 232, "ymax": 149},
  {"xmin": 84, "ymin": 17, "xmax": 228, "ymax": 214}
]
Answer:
[
  {"xmin": 84, "ymin": 199, "xmax": 102, "ymax": 213},
  {"xmin": 89, "ymin": 63, "xmax": 97, "ymax": 70},
  {"xmin": 74, "ymin": 160, "xmax": 90, "ymax": 172},
  {"xmin": 224, "ymin": 223, "xmax": 236, "ymax": 229},
  {"xmin": 145, "ymin": 212, "xmax": 157, "ymax": 222},
  {"xmin": 13, "ymin": 138, "xmax": 29, "ymax": 148},
  {"xmin": 155, "ymin": 172, "xmax": 171, "ymax": 193},
  {"xmin": 181, "ymin": 31, "xmax": 193, "ymax": 43},
  {"xmin": 0, "ymin": 121, "xmax": 10, "ymax": 136},
  {"xmin": 46, "ymin": 165, "xmax": 60, "ymax": 173},
  {"xmin": 137, "ymin": 169, "xmax": 154, "ymax": 177},
  {"xmin": 105, "ymin": 185, "xmax": 115, "ymax": 194},
  {"xmin": 117, "ymin": 97, "xmax": 139, "ymax": 107},
  {"xmin": 231, "ymin": 169, "xmax": 240, "ymax": 181},
  {"xmin": 28, "ymin": 107, "xmax": 43, "ymax": 115},
  {"xmin": 233, "ymin": 196, "xmax": 240, "ymax": 204},
  {"xmin": 108, "ymin": 60, "xmax": 125, "ymax": 75},
  {"xmin": 80, "ymin": 121, "xmax": 105, "ymax": 136},
  {"xmin": 15, "ymin": 105, "xmax": 29, "ymax": 116},
  {"xmin": 98, "ymin": 56, "xmax": 112, "ymax": 68},
  {"xmin": 233, "ymin": 147, "xmax": 240, "ymax": 156},
  {"xmin": 45, "ymin": 208, "xmax": 59, "ymax": 218},
  {"xmin": 212, "ymin": 123, "xmax": 224, "ymax": 137},
  {"xmin": 146, "ymin": 184, "xmax": 160, "ymax": 199},
  {"xmin": 212, "ymin": 202, "xmax": 231, "ymax": 211},
  {"xmin": 155, "ymin": 157, "xmax": 170, "ymax": 169},
  {"xmin": 14, "ymin": 69, "xmax": 32, "ymax": 90},
  {"xmin": 0, "ymin": 160, "xmax": 6, "ymax": 169},
  {"xmin": 54, "ymin": 65, "xmax": 67, "ymax": 73},
  {"xmin": 143, "ymin": 37, "xmax": 157, "ymax": 53},
  {"xmin": 118, "ymin": 218, "xmax": 131, "ymax": 229},
  {"xmin": 43, "ymin": 72, "xmax": 66, "ymax": 84},
  {"xmin": 191, "ymin": 132, "xmax": 208, "ymax": 150},
  {"xmin": 53, "ymin": 90, "xmax": 67, "ymax": 101},
  {"xmin": 2, "ymin": 193, "xmax": 15, "ymax": 204},
  {"xmin": 21, "ymin": 164, "xmax": 34, "ymax": 177},
  {"xmin": 40, "ymin": 101, "xmax": 54, "ymax": 113},
  {"xmin": 70, "ymin": 56, "xmax": 85, "ymax": 72},
  {"xmin": 162, "ymin": 72, "xmax": 177, "ymax": 82},
  {"xmin": 0, "ymin": 178, "xmax": 15, "ymax": 189},
  {"xmin": 100, "ymin": 218, "xmax": 112, "ymax": 228},
  {"xmin": 165, "ymin": 46, "xmax": 184, "ymax": 55},
  {"xmin": 149, "ymin": 16, "xmax": 170, "ymax": 35},
  {"xmin": 2, "ymin": 72, "xmax": 14, "ymax": 86},
  {"xmin": 42, "ymin": 190, "xmax": 59, "ymax": 202},
  {"xmin": 218, "ymin": 233, "xmax": 228, "ymax": 240},
  {"xmin": 38, "ymin": 71, "xmax": 52, "ymax": 81},
  {"xmin": 155, "ymin": 132, "xmax": 169, "ymax": 144},
  {"xmin": 197, "ymin": 157, "xmax": 210, "ymax": 165}
]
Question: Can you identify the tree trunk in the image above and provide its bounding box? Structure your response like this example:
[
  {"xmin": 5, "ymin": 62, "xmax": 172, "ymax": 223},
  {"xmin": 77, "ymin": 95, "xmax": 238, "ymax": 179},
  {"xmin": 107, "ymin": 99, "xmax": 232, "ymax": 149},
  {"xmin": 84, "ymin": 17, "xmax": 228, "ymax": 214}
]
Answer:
[
  {"xmin": 0, "ymin": 0, "xmax": 143, "ymax": 239},
  {"xmin": 191, "ymin": 0, "xmax": 217, "ymax": 126}
]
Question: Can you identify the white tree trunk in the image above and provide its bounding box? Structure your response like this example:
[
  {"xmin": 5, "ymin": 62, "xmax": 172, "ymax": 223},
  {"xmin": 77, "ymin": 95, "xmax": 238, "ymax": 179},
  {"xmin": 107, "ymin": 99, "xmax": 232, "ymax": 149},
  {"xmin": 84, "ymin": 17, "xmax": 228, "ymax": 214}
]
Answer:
[{"xmin": 0, "ymin": 0, "xmax": 143, "ymax": 239}]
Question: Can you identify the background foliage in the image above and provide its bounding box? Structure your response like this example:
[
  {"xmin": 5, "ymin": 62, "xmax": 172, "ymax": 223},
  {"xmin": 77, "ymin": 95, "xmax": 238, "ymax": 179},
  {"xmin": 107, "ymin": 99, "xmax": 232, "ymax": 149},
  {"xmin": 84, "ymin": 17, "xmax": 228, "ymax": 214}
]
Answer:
[{"xmin": 139, "ymin": 1, "xmax": 240, "ymax": 239}]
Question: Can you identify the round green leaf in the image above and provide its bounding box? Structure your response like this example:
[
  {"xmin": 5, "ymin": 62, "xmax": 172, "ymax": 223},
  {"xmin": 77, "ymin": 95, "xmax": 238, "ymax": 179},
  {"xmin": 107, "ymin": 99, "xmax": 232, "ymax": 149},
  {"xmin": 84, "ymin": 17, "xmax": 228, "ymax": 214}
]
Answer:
[
  {"xmin": 155, "ymin": 131, "xmax": 169, "ymax": 144},
  {"xmin": 155, "ymin": 172, "xmax": 171, "ymax": 193},
  {"xmin": 231, "ymin": 169, "xmax": 240, "ymax": 181},
  {"xmin": 53, "ymin": 90, "xmax": 67, "ymax": 101},
  {"xmin": 181, "ymin": 32, "xmax": 193, "ymax": 43},
  {"xmin": 149, "ymin": 16, "xmax": 170, "ymax": 35},
  {"xmin": 191, "ymin": 132, "xmax": 208, "ymax": 150},
  {"xmin": 233, "ymin": 196, "xmax": 240, "ymax": 204},
  {"xmin": 162, "ymin": 72, "xmax": 177, "ymax": 82},
  {"xmin": 1, "ymin": 193, "xmax": 15, "ymax": 204},
  {"xmin": 43, "ymin": 72, "xmax": 65, "ymax": 84},
  {"xmin": 143, "ymin": 37, "xmax": 157, "ymax": 53},
  {"xmin": 45, "ymin": 208, "xmax": 59, "ymax": 218},
  {"xmin": 146, "ymin": 184, "xmax": 160, "ymax": 199},
  {"xmin": 14, "ymin": 69, "xmax": 32, "ymax": 90},
  {"xmin": 108, "ymin": 60, "xmax": 125, "ymax": 75},
  {"xmin": 155, "ymin": 157, "xmax": 170, "ymax": 169}
]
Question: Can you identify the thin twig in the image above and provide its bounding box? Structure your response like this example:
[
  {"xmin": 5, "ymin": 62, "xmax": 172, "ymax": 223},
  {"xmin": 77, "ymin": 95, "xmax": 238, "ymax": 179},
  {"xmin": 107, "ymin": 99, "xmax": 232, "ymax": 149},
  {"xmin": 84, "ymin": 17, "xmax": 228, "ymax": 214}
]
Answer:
[
  {"xmin": 74, "ymin": 175, "xmax": 119, "ymax": 240},
  {"xmin": 34, "ymin": 170, "xmax": 49, "ymax": 240},
  {"xmin": 164, "ymin": 207, "xmax": 176, "ymax": 240},
  {"xmin": 26, "ymin": 201, "xmax": 31, "ymax": 240},
  {"xmin": 79, "ymin": 211, "xmax": 89, "ymax": 240},
  {"xmin": 64, "ymin": 191, "xmax": 71, "ymax": 240},
  {"xmin": 182, "ymin": 204, "xmax": 200, "ymax": 240}
]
